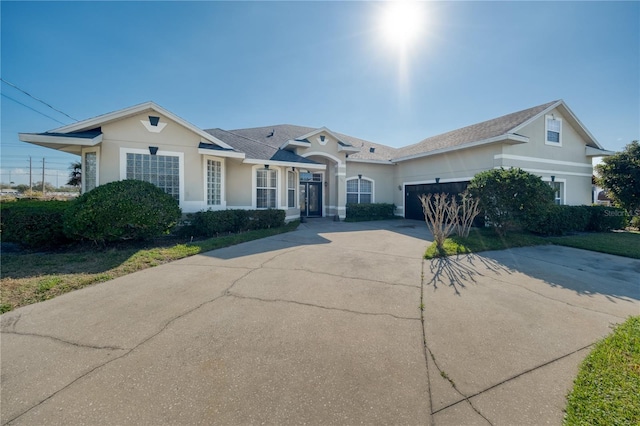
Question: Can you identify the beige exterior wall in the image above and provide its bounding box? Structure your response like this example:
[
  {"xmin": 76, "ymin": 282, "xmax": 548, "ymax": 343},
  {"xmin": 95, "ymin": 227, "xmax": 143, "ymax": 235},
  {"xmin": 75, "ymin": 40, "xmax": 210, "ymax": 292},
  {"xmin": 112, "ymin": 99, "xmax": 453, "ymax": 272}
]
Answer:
[
  {"xmin": 345, "ymin": 162, "xmax": 396, "ymax": 204},
  {"xmin": 99, "ymin": 111, "xmax": 207, "ymax": 211},
  {"xmin": 497, "ymin": 108, "xmax": 594, "ymax": 205}
]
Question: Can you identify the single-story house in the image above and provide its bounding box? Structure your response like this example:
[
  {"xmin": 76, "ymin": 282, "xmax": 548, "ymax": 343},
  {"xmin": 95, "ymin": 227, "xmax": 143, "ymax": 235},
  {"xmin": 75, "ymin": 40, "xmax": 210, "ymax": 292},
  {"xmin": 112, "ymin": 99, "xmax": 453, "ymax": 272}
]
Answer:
[{"xmin": 19, "ymin": 99, "xmax": 613, "ymax": 220}]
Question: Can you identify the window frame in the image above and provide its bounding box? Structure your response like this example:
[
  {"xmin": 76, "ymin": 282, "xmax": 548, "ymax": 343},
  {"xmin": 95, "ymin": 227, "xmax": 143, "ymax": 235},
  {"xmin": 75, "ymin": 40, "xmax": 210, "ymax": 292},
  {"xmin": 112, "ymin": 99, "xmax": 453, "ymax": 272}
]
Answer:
[
  {"xmin": 544, "ymin": 177, "xmax": 566, "ymax": 205},
  {"xmin": 204, "ymin": 156, "xmax": 226, "ymax": 209},
  {"xmin": 287, "ymin": 170, "xmax": 297, "ymax": 209},
  {"xmin": 81, "ymin": 147, "xmax": 100, "ymax": 194},
  {"xmin": 346, "ymin": 176, "xmax": 374, "ymax": 204},
  {"xmin": 253, "ymin": 166, "xmax": 279, "ymax": 210},
  {"xmin": 119, "ymin": 147, "xmax": 185, "ymax": 206},
  {"xmin": 545, "ymin": 114, "xmax": 563, "ymax": 146}
]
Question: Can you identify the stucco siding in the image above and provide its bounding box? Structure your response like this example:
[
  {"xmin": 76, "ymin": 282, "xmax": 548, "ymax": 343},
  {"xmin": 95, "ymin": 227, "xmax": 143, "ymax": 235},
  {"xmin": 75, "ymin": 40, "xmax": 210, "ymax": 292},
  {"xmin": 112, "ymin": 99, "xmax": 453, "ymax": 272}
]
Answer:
[
  {"xmin": 99, "ymin": 112, "xmax": 206, "ymax": 208},
  {"xmin": 225, "ymin": 160, "xmax": 252, "ymax": 207},
  {"xmin": 345, "ymin": 162, "xmax": 396, "ymax": 204}
]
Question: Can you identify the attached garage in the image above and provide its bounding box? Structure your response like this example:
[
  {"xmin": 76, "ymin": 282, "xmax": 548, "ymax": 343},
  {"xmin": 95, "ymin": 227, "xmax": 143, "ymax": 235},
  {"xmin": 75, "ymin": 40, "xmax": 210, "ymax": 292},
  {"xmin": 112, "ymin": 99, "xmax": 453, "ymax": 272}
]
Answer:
[{"xmin": 404, "ymin": 181, "xmax": 471, "ymax": 220}]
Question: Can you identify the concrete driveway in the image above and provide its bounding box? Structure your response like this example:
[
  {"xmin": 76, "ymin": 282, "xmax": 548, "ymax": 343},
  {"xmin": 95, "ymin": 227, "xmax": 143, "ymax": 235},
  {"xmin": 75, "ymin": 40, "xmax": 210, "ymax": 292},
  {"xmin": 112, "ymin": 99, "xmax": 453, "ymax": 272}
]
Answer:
[{"xmin": 1, "ymin": 220, "xmax": 638, "ymax": 425}]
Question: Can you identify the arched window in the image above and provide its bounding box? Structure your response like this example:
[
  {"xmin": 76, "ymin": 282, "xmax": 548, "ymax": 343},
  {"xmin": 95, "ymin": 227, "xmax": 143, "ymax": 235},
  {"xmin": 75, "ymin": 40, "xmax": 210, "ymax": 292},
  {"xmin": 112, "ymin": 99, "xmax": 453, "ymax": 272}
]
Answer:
[{"xmin": 346, "ymin": 177, "xmax": 373, "ymax": 204}]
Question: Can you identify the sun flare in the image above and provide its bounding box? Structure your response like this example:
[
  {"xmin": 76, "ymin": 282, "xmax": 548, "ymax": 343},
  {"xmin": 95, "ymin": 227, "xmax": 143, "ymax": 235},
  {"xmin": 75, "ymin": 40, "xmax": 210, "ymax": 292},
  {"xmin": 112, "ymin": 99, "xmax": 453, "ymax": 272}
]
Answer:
[{"xmin": 381, "ymin": 1, "xmax": 424, "ymax": 48}]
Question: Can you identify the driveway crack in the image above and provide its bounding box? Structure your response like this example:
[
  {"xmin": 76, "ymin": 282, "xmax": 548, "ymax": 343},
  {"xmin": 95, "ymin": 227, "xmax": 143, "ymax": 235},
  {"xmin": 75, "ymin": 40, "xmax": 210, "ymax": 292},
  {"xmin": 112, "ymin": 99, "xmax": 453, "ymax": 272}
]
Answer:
[
  {"xmin": 0, "ymin": 331, "xmax": 127, "ymax": 351},
  {"xmin": 430, "ymin": 343, "xmax": 594, "ymax": 417},
  {"xmin": 226, "ymin": 293, "xmax": 420, "ymax": 321},
  {"xmin": 2, "ymin": 268, "xmax": 256, "ymax": 426}
]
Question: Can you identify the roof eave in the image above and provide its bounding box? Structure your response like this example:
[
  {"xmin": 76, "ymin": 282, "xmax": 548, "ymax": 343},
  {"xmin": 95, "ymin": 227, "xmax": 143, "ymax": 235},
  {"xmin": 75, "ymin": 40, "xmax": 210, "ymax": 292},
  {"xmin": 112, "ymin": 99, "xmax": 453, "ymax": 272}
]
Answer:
[
  {"xmin": 393, "ymin": 134, "xmax": 528, "ymax": 162},
  {"xmin": 346, "ymin": 158, "xmax": 394, "ymax": 165},
  {"xmin": 280, "ymin": 139, "xmax": 311, "ymax": 150},
  {"xmin": 242, "ymin": 158, "xmax": 326, "ymax": 170},
  {"xmin": 586, "ymin": 146, "xmax": 615, "ymax": 157},
  {"xmin": 19, "ymin": 132, "xmax": 102, "ymax": 151},
  {"xmin": 49, "ymin": 101, "xmax": 235, "ymax": 150}
]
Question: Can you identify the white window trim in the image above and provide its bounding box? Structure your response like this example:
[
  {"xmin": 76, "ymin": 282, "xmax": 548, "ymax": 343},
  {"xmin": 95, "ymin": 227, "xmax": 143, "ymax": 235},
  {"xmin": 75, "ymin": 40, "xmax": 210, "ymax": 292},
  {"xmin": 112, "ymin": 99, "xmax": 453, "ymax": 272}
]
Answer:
[
  {"xmin": 346, "ymin": 175, "xmax": 375, "ymax": 204},
  {"xmin": 545, "ymin": 114, "xmax": 562, "ymax": 146},
  {"xmin": 287, "ymin": 169, "xmax": 297, "ymax": 209},
  {"xmin": 119, "ymin": 147, "xmax": 185, "ymax": 207},
  {"xmin": 542, "ymin": 177, "xmax": 567, "ymax": 205},
  {"xmin": 202, "ymin": 156, "xmax": 226, "ymax": 210},
  {"xmin": 81, "ymin": 146, "xmax": 100, "ymax": 194},
  {"xmin": 251, "ymin": 165, "xmax": 281, "ymax": 210}
]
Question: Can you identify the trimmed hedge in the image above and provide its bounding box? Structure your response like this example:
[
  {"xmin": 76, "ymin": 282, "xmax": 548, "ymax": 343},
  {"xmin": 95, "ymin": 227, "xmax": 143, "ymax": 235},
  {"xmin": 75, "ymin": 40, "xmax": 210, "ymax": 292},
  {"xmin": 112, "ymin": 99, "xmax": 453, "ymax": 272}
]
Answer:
[
  {"xmin": 528, "ymin": 205, "xmax": 628, "ymax": 236},
  {"xmin": 183, "ymin": 209, "xmax": 285, "ymax": 237},
  {"xmin": 64, "ymin": 180, "xmax": 182, "ymax": 244},
  {"xmin": 0, "ymin": 200, "xmax": 71, "ymax": 248},
  {"xmin": 345, "ymin": 203, "xmax": 396, "ymax": 221}
]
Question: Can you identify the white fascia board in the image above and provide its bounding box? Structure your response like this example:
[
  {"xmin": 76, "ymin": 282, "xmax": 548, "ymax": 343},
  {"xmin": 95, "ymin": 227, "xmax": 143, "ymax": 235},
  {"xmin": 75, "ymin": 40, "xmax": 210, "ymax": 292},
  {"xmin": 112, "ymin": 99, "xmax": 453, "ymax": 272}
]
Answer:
[
  {"xmin": 586, "ymin": 146, "xmax": 615, "ymax": 157},
  {"xmin": 393, "ymin": 134, "xmax": 528, "ymax": 163},
  {"xmin": 19, "ymin": 132, "xmax": 102, "ymax": 146},
  {"xmin": 198, "ymin": 149, "xmax": 245, "ymax": 159},
  {"xmin": 242, "ymin": 158, "xmax": 326, "ymax": 170},
  {"xmin": 50, "ymin": 101, "xmax": 235, "ymax": 150},
  {"xmin": 280, "ymin": 139, "xmax": 311, "ymax": 150},
  {"xmin": 346, "ymin": 158, "xmax": 394, "ymax": 165},
  {"xmin": 338, "ymin": 145, "xmax": 361, "ymax": 153}
]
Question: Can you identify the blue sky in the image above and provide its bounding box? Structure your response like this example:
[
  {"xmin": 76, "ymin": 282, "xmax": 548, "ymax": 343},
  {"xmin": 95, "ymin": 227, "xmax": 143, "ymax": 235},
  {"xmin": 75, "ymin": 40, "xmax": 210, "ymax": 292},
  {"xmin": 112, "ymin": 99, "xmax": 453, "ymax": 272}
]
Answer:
[{"xmin": 2, "ymin": 1, "xmax": 638, "ymax": 186}]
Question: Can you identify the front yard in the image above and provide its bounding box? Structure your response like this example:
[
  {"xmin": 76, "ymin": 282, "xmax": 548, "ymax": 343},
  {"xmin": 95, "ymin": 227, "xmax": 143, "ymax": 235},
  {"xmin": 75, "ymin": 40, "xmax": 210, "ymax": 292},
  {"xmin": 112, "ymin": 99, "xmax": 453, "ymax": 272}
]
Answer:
[
  {"xmin": 425, "ymin": 228, "xmax": 640, "ymax": 259},
  {"xmin": 0, "ymin": 222, "xmax": 299, "ymax": 313}
]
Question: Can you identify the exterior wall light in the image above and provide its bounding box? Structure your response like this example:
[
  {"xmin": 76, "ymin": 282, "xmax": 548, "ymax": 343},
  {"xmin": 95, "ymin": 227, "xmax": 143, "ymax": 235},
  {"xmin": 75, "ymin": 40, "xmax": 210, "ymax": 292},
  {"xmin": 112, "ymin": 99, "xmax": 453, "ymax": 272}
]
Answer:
[
  {"xmin": 435, "ymin": 177, "xmax": 440, "ymax": 184},
  {"xmin": 149, "ymin": 146, "xmax": 159, "ymax": 155}
]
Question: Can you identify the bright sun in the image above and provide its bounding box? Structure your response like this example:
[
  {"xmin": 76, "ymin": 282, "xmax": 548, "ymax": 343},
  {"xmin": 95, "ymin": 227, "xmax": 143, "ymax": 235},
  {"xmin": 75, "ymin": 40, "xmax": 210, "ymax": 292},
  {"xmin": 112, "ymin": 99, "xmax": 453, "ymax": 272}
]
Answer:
[{"xmin": 381, "ymin": 1, "xmax": 425, "ymax": 48}]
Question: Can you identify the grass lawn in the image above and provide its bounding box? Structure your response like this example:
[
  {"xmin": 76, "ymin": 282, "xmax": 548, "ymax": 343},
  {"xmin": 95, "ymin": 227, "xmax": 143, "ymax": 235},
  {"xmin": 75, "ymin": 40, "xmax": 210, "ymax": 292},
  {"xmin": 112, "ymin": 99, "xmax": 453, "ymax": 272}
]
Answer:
[
  {"xmin": 425, "ymin": 227, "xmax": 640, "ymax": 259},
  {"xmin": 564, "ymin": 316, "xmax": 640, "ymax": 426},
  {"xmin": 549, "ymin": 231, "xmax": 640, "ymax": 259},
  {"xmin": 0, "ymin": 221, "xmax": 299, "ymax": 313}
]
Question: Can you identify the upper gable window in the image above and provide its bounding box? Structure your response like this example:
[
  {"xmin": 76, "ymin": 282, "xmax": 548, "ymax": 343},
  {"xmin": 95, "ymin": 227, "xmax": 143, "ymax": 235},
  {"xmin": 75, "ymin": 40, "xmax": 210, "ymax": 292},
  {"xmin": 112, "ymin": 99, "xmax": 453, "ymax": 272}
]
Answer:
[{"xmin": 545, "ymin": 115, "xmax": 562, "ymax": 146}]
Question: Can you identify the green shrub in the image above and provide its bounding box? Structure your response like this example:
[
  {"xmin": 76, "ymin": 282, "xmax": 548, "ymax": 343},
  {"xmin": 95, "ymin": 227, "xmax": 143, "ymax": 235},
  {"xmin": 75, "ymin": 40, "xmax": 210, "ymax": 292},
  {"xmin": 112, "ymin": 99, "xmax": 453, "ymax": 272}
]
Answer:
[
  {"xmin": 528, "ymin": 205, "xmax": 591, "ymax": 236},
  {"xmin": 0, "ymin": 200, "xmax": 71, "ymax": 248},
  {"xmin": 248, "ymin": 209, "xmax": 286, "ymax": 230},
  {"xmin": 63, "ymin": 180, "xmax": 181, "ymax": 244},
  {"xmin": 587, "ymin": 205, "xmax": 628, "ymax": 232},
  {"xmin": 183, "ymin": 209, "xmax": 285, "ymax": 237},
  {"xmin": 468, "ymin": 168, "xmax": 555, "ymax": 235},
  {"xmin": 345, "ymin": 203, "xmax": 396, "ymax": 221}
]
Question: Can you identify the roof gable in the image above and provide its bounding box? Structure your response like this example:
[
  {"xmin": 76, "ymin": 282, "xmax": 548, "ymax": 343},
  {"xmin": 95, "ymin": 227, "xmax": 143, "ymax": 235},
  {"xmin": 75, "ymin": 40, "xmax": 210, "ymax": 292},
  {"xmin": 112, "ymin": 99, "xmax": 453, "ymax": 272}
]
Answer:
[{"xmin": 51, "ymin": 101, "xmax": 233, "ymax": 150}]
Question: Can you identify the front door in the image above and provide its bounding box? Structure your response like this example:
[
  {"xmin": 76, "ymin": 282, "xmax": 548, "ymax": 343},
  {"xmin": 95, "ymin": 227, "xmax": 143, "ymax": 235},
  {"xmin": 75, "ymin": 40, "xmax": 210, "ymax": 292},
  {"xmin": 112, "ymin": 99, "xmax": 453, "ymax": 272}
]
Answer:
[{"xmin": 300, "ymin": 182, "xmax": 322, "ymax": 217}]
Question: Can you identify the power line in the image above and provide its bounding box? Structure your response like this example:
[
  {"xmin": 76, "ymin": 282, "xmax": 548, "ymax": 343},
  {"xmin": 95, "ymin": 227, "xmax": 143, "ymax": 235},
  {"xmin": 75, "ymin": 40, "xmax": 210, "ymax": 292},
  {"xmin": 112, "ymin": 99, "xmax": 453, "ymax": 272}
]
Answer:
[
  {"xmin": 1, "ymin": 93, "xmax": 67, "ymax": 125},
  {"xmin": 1, "ymin": 78, "xmax": 78, "ymax": 121}
]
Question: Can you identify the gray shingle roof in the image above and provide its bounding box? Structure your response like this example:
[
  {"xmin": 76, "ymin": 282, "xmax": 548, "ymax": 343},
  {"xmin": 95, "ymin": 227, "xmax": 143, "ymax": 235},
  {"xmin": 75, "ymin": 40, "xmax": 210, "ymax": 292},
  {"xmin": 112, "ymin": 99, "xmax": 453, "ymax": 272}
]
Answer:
[
  {"xmin": 205, "ymin": 128, "xmax": 319, "ymax": 164},
  {"xmin": 205, "ymin": 100, "xmax": 561, "ymax": 164},
  {"xmin": 394, "ymin": 100, "xmax": 559, "ymax": 160}
]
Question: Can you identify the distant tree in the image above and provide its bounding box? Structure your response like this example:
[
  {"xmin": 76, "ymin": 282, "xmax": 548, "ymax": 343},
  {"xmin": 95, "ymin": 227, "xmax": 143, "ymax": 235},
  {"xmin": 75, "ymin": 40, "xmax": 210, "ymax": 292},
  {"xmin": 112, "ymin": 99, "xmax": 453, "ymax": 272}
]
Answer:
[
  {"xmin": 32, "ymin": 181, "xmax": 56, "ymax": 192},
  {"xmin": 15, "ymin": 184, "xmax": 30, "ymax": 194},
  {"xmin": 67, "ymin": 161, "xmax": 82, "ymax": 187},
  {"xmin": 596, "ymin": 141, "xmax": 640, "ymax": 214}
]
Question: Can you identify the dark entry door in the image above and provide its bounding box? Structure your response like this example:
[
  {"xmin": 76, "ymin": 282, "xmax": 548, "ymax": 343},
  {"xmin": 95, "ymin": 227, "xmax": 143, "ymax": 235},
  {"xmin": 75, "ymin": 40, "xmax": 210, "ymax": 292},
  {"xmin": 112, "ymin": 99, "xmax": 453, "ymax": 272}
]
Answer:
[{"xmin": 300, "ymin": 182, "xmax": 322, "ymax": 217}]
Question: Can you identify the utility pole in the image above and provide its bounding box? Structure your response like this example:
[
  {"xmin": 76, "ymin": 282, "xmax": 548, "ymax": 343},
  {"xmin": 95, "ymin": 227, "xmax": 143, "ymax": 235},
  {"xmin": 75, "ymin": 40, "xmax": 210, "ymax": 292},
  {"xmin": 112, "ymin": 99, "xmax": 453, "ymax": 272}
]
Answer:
[
  {"xmin": 29, "ymin": 156, "xmax": 32, "ymax": 192},
  {"xmin": 41, "ymin": 158, "xmax": 46, "ymax": 194}
]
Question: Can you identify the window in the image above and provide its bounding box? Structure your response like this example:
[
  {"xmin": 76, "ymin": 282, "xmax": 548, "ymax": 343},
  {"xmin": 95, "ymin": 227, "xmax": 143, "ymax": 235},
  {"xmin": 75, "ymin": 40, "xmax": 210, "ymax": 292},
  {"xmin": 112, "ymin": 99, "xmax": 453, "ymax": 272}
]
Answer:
[
  {"xmin": 256, "ymin": 168, "xmax": 277, "ymax": 209},
  {"xmin": 346, "ymin": 177, "xmax": 373, "ymax": 204},
  {"xmin": 287, "ymin": 170, "xmax": 296, "ymax": 208},
  {"xmin": 550, "ymin": 182, "xmax": 564, "ymax": 205},
  {"xmin": 84, "ymin": 151, "xmax": 97, "ymax": 192},
  {"xmin": 546, "ymin": 115, "xmax": 562, "ymax": 145},
  {"xmin": 207, "ymin": 159, "xmax": 222, "ymax": 205},
  {"xmin": 126, "ymin": 153, "xmax": 180, "ymax": 201}
]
